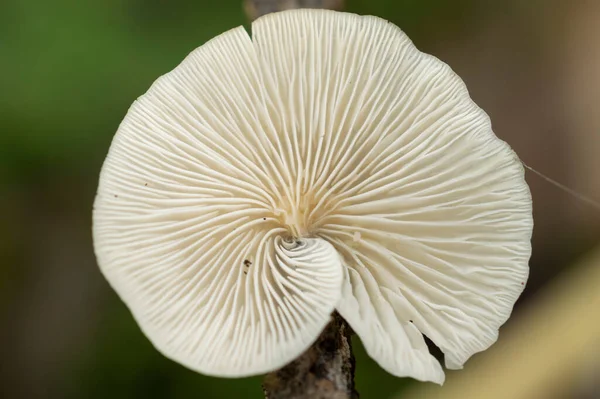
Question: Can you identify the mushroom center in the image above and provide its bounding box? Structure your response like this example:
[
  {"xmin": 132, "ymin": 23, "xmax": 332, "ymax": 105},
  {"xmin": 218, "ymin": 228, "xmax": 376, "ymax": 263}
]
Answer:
[
  {"xmin": 274, "ymin": 191, "xmax": 330, "ymax": 239},
  {"xmin": 279, "ymin": 201, "xmax": 311, "ymax": 238}
]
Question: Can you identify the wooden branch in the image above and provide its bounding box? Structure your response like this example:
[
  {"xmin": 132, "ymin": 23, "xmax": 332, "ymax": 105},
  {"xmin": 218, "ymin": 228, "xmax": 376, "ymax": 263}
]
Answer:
[
  {"xmin": 262, "ymin": 313, "xmax": 359, "ymax": 399},
  {"xmin": 244, "ymin": 0, "xmax": 344, "ymax": 21}
]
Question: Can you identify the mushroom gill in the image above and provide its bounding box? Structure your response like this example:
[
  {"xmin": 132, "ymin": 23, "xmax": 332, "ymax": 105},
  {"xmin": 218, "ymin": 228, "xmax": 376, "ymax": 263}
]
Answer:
[{"xmin": 93, "ymin": 10, "xmax": 532, "ymax": 384}]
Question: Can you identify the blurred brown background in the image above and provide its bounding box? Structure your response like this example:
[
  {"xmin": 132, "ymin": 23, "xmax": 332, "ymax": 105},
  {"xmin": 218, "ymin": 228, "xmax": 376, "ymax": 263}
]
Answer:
[{"xmin": 1, "ymin": 0, "xmax": 599, "ymax": 398}]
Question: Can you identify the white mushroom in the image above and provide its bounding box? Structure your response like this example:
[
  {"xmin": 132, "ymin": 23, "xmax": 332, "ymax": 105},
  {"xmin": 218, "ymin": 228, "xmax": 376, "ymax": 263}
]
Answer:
[{"xmin": 93, "ymin": 9, "xmax": 533, "ymax": 384}]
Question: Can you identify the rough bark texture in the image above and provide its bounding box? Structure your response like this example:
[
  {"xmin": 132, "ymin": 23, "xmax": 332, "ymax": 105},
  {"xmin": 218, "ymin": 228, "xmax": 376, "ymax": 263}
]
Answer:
[
  {"xmin": 262, "ymin": 313, "xmax": 359, "ymax": 399},
  {"xmin": 244, "ymin": 0, "xmax": 344, "ymax": 21}
]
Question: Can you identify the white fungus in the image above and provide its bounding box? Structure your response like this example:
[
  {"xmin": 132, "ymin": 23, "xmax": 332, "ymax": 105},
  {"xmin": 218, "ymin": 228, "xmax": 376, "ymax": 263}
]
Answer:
[{"xmin": 93, "ymin": 10, "xmax": 533, "ymax": 384}]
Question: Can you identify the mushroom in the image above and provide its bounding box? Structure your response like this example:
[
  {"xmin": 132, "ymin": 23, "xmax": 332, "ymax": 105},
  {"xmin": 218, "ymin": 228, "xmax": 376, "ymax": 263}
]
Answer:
[{"xmin": 93, "ymin": 9, "xmax": 532, "ymax": 384}]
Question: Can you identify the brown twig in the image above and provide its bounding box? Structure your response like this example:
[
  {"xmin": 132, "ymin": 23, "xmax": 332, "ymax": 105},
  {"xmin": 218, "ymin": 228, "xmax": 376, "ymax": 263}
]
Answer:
[
  {"xmin": 244, "ymin": 0, "xmax": 344, "ymax": 21},
  {"xmin": 262, "ymin": 313, "xmax": 359, "ymax": 399}
]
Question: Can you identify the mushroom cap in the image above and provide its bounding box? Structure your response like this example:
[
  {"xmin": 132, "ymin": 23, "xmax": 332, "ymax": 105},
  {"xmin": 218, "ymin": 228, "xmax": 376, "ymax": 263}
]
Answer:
[{"xmin": 93, "ymin": 10, "xmax": 532, "ymax": 383}]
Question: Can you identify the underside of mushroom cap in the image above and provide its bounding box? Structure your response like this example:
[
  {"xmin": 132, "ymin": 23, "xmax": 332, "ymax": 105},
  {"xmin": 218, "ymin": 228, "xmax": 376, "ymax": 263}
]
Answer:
[{"xmin": 93, "ymin": 9, "xmax": 532, "ymax": 383}]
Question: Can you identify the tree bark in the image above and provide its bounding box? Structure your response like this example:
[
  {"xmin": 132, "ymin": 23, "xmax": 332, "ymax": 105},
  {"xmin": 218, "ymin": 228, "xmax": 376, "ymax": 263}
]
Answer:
[
  {"xmin": 262, "ymin": 313, "xmax": 359, "ymax": 399},
  {"xmin": 244, "ymin": 0, "xmax": 344, "ymax": 21}
]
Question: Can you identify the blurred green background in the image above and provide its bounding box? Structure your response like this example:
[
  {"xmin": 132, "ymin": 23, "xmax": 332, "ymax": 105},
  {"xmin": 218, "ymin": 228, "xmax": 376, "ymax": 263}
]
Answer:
[{"xmin": 2, "ymin": 0, "xmax": 599, "ymax": 398}]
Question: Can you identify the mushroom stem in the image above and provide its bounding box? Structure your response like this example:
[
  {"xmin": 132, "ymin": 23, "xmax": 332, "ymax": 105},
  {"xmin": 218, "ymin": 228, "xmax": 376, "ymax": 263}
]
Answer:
[{"xmin": 262, "ymin": 313, "xmax": 359, "ymax": 399}]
